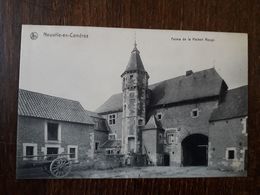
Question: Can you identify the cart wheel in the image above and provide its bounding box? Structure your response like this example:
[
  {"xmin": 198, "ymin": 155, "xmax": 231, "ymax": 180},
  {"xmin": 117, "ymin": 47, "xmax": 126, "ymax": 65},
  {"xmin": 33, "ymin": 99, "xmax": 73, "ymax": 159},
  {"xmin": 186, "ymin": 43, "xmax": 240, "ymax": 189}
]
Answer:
[{"xmin": 49, "ymin": 157, "xmax": 71, "ymax": 178}]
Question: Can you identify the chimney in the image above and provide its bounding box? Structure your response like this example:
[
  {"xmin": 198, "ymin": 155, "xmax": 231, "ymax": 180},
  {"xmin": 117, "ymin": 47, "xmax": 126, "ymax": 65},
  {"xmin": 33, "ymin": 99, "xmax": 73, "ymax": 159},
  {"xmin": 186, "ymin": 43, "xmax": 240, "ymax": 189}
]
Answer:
[{"xmin": 186, "ymin": 70, "xmax": 193, "ymax": 76}]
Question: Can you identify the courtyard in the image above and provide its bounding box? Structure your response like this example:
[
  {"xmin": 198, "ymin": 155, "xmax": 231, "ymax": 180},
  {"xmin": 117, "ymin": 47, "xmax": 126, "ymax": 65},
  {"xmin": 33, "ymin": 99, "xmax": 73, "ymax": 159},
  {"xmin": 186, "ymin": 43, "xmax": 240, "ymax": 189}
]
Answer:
[{"xmin": 17, "ymin": 166, "xmax": 246, "ymax": 179}]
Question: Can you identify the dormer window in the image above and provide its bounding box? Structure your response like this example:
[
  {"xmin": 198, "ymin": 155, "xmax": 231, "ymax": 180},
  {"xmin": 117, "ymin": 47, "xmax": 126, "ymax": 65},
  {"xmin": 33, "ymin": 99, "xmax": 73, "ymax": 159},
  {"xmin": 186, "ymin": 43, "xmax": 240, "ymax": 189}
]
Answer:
[{"xmin": 191, "ymin": 108, "xmax": 199, "ymax": 118}]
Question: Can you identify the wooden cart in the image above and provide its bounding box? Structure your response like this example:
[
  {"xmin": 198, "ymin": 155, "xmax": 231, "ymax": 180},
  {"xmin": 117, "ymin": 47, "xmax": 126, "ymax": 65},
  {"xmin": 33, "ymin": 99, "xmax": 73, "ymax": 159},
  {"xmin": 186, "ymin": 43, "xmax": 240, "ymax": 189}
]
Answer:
[{"xmin": 18, "ymin": 153, "xmax": 74, "ymax": 178}]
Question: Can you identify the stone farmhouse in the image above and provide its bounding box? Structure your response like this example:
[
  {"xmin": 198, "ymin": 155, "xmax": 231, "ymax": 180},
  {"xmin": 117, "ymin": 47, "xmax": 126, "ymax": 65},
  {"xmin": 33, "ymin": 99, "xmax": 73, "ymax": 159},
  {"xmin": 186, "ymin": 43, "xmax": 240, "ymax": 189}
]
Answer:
[
  {"xmin": 95, "ymin": 44, "xmax": 248, "ymax": 171},
  {"xmin": 17, "ymin": 44, "xmax": 247, "ymax": 172}
]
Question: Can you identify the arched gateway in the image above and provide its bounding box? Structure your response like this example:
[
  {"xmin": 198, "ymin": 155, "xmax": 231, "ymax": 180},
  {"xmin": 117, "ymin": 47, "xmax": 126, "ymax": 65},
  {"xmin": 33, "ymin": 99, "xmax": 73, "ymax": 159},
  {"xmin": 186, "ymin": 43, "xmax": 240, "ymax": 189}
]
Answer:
[{"xmin": 181, "ymin": 134, "xmax": 208, "ymax": 166}]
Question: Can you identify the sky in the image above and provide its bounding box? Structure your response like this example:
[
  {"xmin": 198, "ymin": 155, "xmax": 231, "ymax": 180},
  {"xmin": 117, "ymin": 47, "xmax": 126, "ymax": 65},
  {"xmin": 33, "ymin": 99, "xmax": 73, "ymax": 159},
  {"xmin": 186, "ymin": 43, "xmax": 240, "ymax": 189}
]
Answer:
[{"xmin": 19, "ymin": 25, "xmax": 248, "ymax": 111}]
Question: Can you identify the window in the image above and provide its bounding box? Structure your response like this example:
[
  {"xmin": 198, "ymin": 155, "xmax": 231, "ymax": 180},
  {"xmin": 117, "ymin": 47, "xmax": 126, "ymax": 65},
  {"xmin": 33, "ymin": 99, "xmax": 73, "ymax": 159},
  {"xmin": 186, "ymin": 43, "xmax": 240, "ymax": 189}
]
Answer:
[
  {"xmin": 167, "ymin": 133, "xmax": 175, "ymax": 144},
  {"xmin": 67, "ymin": 145, "xmax": 78, "ymax": 161},
  {"xmin": 95, "ymin": 142, "xmax": 100, "ymax": 150},
  {"xmin": 157, "ymin": 113, "xmax": 162, "ymax": 120},
  {"xmin": 108, "ymin": 114, "xmax": 116, "ymax": 125},
  {"xmin": 106, "ymin": 149, "xmax": 114, "ymax": 155},
  {"xmin": 226, "ymin": 147, "xmax": 236, "ymax": 160},
  {"xmin": 228, "ymin": 150, "xmax": 235, "ymax": 159},
  {"xmin": 26, "ymin": 146, "xmax": 34, "ymax": 156},
  {"xmin": 130, "ymin": 74, "xmax": 133, "ymax": 79},
  {"xmin": 191, "ymin": 108, "xmax": 199, "ymax": 118},
  {"xmin": 158, "ymin": 133, "xmax": 164, "ymax": 144},
  {"xmin": 138, "ymin": 119, "xmax": 143, "ymax": 126},
  {"xmin": 109, "ymin": 133, "xmax": 116, "ymax": 140},
  {"xmin": 47, "ymin": 122, "xmax": 60, "ymax": 142},
  {"xmin": 23, "ymin": 143, "xmax": 37, "ymax": 160},
  {"xmin": 129, "ymin": 92, "xmax": 135, "ymax": 98},
  {"xmin": 69, "ymin": 148, "xmax": 76, "ymax": 158}
]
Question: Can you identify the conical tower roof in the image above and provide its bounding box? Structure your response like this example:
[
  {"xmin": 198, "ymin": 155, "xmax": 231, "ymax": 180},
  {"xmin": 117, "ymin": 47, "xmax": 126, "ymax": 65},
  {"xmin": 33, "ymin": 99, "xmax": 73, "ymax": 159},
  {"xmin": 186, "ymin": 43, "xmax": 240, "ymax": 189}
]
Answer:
[{"xmin": 122, "ymin": 43, "xmax": 146, "ymax": 76}]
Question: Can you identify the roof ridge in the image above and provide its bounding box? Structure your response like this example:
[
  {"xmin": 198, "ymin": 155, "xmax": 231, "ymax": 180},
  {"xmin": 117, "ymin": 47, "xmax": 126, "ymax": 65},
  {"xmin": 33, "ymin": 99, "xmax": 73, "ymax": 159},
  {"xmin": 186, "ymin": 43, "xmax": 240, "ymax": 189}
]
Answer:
[
  {"xmin": 149, "ymin": 67, "xmax": 216, "ymax": 87},
  {"xmin": 19, "ymin": 89, "xmax": 81, "ymax": 104}
]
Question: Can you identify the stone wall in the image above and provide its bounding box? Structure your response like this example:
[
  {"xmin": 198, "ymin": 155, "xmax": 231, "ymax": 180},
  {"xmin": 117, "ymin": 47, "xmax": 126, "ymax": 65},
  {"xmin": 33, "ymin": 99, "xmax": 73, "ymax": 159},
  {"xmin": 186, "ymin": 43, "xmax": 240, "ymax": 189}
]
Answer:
[
  {"xmin": 17, "ymin": 116, "xmax": 94, "ymax": 167},
  {"xmin": 208, "ymin": 117, "xmax": 247, "ymax": 171},
  {"xmin": 101, "ymin": 112, "xmax": 122, "ymax": 138},
  {"xmin": 150, "ymin": 100, "xmax": 218, "ymax": 166}
]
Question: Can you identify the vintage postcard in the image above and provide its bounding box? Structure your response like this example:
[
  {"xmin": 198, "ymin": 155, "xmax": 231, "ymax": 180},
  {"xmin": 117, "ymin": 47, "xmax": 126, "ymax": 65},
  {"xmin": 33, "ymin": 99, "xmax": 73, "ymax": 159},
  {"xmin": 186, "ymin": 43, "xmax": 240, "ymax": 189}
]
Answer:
[{"xmin": 16, "ymin": 25, "xmax": 248, "ymax": 179}]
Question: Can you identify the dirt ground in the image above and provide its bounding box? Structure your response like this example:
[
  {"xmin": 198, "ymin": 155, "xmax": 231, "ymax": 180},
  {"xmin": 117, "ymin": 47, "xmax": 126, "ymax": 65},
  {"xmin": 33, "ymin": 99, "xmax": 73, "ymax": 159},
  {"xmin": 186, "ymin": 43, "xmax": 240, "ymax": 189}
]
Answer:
[
  {"xmin": 17, "ymin": 166, "xmax": 246, "ymax": 179},
  {"xmin": 70, "ymin": 166, "xmax": 246, "ymax": 179}
]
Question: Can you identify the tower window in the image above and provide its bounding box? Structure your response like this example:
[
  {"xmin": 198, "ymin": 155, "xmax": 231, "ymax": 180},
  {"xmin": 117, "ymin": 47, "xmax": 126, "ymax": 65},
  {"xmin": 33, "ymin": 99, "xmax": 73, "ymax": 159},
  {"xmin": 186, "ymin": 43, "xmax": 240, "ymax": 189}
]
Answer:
[
  {"xmin": 108, "ymin": 114, "xmax": 116, "ymax": 125},
  {"xmin": 95, "ymin": 142, "xmax": 100, "ymax": 151},
  {"xmin": 129, "ymin": 92, "xmax": 135, "ymax": 98},
  {"xmin": 130, "ymin": 75, "xmax": 133, "ymax": 79},
  {"xmin": 138, "ymin": 119, "xmax": 143, "ymax": 126}
]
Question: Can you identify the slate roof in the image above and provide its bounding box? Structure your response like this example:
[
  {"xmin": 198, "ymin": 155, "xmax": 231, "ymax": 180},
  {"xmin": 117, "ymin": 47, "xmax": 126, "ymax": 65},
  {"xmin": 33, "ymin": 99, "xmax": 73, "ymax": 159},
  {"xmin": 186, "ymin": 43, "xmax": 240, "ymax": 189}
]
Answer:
[
  {"xmin": 96, "ymin": 93, "xmax": 123, "ymax": 113},
  {"xmin": 84, "ymin": 110, "xmax": 104, "ymax": 119},
  {"xmin": 210, "ymin": 85, "xmax": 248, "ymax": 121},
  {"xmin": 100, "ymin": 140, "xmax": 121, "ymax": 148},
  {"xmin": 122, "ymin": 45, "xmax": 146, "ymax": 74},
  {"xmin": 18, "ymin": 89, "xmax": 94, "ymax": 125},
  {"xmin": 96, "ymin": 68, "xmax": 225, "ymax": 114}
]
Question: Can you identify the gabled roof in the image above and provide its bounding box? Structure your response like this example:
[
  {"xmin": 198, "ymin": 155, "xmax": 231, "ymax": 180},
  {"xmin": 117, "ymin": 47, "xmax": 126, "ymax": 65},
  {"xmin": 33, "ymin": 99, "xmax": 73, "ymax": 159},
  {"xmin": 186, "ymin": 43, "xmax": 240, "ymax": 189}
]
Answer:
[
  {"xmin": 143, "ymin": 115, "xmax": 161, "ymax": 130},
  {"xmin": 149, "ymin": 68, "xmax": 225, "ymax": 106},
  {"xmin": 96, "ymin": 68, "xmax": 225, "ymax": 114},
  {"xmin": 18, "ymin": 89, "xmax": 94, "ymax": 125},
  {"xmin": 210, "ymin": 85, "xmax": 248, "ymax": 121},
  {"xmin": 122, "ymin": 45, "xmax": 146, "ymax": 74}
]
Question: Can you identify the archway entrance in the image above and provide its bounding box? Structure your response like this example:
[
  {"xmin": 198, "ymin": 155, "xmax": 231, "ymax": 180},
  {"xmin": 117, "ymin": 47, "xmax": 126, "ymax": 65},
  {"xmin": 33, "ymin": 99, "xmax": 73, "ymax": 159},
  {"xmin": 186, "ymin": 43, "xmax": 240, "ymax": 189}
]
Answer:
[{"xmin": 182, "ymin": 134, "xmax": 208, "ymax": 166}]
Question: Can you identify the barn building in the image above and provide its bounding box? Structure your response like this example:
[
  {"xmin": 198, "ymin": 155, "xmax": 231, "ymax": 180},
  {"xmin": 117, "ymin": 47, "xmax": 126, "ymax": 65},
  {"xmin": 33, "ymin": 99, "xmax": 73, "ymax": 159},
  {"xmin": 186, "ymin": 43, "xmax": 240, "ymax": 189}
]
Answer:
[{"xmin": 16, "ymin": 89, "xmax": 108, "ymax": 167}]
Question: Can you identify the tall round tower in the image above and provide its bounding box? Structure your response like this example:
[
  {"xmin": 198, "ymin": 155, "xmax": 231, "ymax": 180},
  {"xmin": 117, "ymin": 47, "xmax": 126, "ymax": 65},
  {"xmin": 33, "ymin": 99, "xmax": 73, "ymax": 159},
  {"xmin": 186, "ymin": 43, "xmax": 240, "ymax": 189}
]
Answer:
[{"xmin": 121, "ymin": 43, "xmax": 149, "ymax": 155}]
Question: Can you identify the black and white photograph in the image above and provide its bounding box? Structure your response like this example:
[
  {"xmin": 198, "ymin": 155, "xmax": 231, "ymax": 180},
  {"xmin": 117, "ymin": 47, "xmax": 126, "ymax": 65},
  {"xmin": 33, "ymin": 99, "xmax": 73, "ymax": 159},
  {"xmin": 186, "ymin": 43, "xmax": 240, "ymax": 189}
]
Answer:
[{"xmin": 16, "ymin": 25, "xmax": 248, "ymax": 179}]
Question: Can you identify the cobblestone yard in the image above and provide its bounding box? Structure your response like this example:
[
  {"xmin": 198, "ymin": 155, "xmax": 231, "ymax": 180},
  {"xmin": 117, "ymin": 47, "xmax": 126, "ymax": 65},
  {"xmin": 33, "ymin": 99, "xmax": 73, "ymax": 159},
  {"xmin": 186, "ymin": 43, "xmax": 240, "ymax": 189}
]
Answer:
[{"xmin": 17, "ymin": 166, "xmax": 246, "ymax": 179}]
